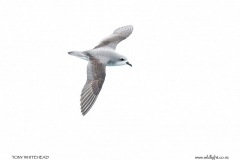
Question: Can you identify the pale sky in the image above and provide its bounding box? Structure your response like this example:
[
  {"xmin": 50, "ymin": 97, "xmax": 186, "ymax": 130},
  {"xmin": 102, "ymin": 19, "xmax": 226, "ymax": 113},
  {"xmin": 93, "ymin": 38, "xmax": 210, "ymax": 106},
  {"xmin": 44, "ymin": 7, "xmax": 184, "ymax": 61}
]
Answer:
[{"xmin": 0, "ymin": 0, "xmax": 240, "ymax": 159}]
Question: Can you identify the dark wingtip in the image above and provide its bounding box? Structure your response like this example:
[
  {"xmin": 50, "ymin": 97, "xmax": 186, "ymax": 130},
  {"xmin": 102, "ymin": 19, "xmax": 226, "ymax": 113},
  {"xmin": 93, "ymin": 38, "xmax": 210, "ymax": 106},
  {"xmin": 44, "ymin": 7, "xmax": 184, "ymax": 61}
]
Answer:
[{"xmin": 81, "ymin": 109, "xmax": 86, "ymax": 116}]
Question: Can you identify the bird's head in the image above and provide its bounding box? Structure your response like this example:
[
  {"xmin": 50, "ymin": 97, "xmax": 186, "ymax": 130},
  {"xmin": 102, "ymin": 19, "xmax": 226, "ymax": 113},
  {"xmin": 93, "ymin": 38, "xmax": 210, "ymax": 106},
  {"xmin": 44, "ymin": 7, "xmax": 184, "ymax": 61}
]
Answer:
[{"xmin": 107, "ymin": 54, "xmax": 132, "ymax": 67}]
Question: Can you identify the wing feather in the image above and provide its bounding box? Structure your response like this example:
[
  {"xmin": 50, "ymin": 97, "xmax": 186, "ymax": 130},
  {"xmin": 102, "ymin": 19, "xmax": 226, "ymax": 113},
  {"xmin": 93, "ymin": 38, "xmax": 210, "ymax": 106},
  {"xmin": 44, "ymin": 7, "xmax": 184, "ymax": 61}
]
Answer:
[
  {"xmin": 94, "ymin": 25, "xmax": 133, "ymax": 50},
  {"xmin": 80, "ymin": 60, "xmax": 106, "ymax": 116}
]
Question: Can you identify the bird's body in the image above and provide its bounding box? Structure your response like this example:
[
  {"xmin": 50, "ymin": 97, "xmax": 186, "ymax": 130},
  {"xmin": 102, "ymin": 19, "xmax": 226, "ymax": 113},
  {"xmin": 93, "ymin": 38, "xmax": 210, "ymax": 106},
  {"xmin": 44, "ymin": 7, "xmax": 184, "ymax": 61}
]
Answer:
[
  {"xmin": 68, "ymin": 25, "xmax": 133, "ymax": 115},
  {"xmin": 70, "ymin": 48, "xmax": 128, "ymax": 66}
]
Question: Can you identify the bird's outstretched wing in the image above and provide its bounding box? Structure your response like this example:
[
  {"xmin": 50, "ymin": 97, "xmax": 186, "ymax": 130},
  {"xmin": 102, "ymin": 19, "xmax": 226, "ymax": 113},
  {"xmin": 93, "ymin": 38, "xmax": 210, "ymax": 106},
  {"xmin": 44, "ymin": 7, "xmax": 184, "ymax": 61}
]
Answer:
[
  {"xmin": 94, "ymin": 25, "xmax": 133, "ymax": 50},
  {"xmin": 80, "ymin": 60, "xmax": 106, "ymax": 116}
]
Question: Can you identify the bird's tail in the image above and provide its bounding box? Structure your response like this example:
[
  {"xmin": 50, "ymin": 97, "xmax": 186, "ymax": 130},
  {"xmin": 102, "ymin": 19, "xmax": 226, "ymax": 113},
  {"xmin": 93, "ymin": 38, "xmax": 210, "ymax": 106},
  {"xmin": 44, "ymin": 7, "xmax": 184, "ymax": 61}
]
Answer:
[{"xmin": 68, "ymin": 51, "xmax": 89, "ymax": 61}]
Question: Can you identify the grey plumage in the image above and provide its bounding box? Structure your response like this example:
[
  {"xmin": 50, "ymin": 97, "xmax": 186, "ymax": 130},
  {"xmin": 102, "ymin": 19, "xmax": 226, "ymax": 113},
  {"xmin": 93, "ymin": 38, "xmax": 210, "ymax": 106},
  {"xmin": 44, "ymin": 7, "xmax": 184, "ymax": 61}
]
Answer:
[
  {"xmin": 94, "ymin": 25, "xmax": 133, "ymax": 50},
  {"xmin": 80, "ymin": 60, "xmax": 105, "ymax": 115},
  {"xmin": 68, "ymin": 25, "xmax": 133, "ymax": 116}
]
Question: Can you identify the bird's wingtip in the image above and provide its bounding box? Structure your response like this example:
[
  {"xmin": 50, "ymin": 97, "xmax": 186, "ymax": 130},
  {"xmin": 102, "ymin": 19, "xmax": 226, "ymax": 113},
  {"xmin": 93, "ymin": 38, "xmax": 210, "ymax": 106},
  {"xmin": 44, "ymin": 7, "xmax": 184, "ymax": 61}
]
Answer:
[{"xmin": 81, "ymin": 109, "xmax": 87, "ymax": 116}]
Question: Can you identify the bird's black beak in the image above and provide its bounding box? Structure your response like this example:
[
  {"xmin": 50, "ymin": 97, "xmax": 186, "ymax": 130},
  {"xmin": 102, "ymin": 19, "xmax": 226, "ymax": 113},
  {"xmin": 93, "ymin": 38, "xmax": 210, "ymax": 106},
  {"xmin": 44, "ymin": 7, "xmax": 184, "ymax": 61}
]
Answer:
[{"xmin": 126, "ymin": 61, "xmax": 132, "ymax": 67}]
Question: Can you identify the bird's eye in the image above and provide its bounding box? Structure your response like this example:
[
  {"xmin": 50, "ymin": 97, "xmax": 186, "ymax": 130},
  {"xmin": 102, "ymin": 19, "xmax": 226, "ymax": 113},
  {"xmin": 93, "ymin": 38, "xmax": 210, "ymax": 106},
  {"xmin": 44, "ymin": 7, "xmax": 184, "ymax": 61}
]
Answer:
[{"xmin": 120, "ymin": 58, "xmax": 125, "ymax": 61}]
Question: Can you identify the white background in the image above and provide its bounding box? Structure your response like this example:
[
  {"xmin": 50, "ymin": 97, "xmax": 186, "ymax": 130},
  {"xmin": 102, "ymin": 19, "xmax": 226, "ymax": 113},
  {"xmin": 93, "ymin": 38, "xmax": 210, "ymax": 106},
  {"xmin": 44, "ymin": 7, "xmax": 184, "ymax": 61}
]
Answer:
[{"xmin": 0, "ymin": 0, "xmax": 239, "ymax": 159}]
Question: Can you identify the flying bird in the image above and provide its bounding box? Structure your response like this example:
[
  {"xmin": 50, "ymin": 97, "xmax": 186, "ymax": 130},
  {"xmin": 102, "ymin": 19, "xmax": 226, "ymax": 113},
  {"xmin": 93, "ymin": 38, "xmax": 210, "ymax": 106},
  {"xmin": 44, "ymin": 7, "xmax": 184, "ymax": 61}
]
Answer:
[{"xmin": 68, "ymin": 25, "xmax": 133, "ymax": 116}]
